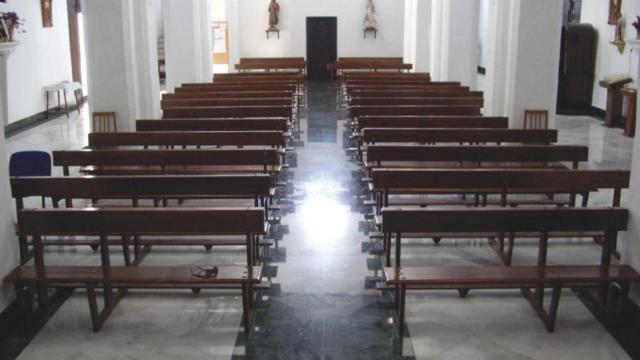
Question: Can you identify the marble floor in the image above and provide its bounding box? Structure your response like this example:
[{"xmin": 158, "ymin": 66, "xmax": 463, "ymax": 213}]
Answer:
[{"xmin": 4, "ymin": 84, "xmax": 636, "ymax": 360}]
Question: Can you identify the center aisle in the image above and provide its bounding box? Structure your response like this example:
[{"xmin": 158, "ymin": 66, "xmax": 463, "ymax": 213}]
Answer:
[{"xmin": 236, "ymin": 82, "xmax": 415, "ymax": 359}]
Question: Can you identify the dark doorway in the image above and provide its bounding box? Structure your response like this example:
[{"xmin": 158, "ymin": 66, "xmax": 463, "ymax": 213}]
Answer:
[{"xmin": 306, "ymin": 17, "xmax": 337, "ymax": 82}]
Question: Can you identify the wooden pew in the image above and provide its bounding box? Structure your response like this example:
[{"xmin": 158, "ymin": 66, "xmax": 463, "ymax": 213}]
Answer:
[
  {"xmin": 345, "ymin": 79, "xmax": 444, "ymax": 87},
  {"xmin": 355, "ymin": 128, "xmax": 557, "ymax": 161},
  {"xmin": 380, "ymin": 207, "xmax": 637, "ymax": 334},
  {"xmin": 350, "ymin": 90, "xmax": 483, "ymax": 98},
  {"xmin": 240, "ymin": 57, "xmax": 305, "ymax": 63},
  {"xmin": 216, "ymin": 71, "xmax": 301, "ymax": 78},
  {"xmin": 356, "ymin": 116, "xmax": 509, "ymax": 132},
  {"xmin": 234, "ymin": 61, "xmax": 308, "ymax": 74},
  {"xmin": 53, "ymin": 149, "xmax": 283, "ymax": 180},
  {"xmin": 342, "ymin": 71, "xmax": 430, "ymax": 80},
  {"xmin": 350, "ymin": 105, "xmax": 482, "ymax": 119},
  {"xmin": 346, "ymin": 85, "xmax": 469, "ymax": 95},
  {"xmin": 136, "ymin": 119, "xmax": 290, "ymax": 132},
  {"xmin": 350, "ymin": 97, "xmax": 484, "ymax": 107},
  {"xmin": 4, "ymin": 207, "xmax": 265, "ymax": 332},
  {"xmin": 362, "ymin": 128, "xmax": 557, "ymax": 145},
  {"xmin": 11, "ymin": 175, "xmax": 277, "ymax": 263},
  {"xmin": 175, "ymin": 84, "xmax": 296, "ymax": 93},
  {"xmin": 88, "ymin": 131, "xmax": 287, "ymax": 149},
  {"xmin": 385, "ymin": 264, "xmax": 639, "ymax": 335},
  {"xmin": 162, "ymin": 91, "xmax": 295, "ymax": 100},
  {"xmin": 162, "ymin": 106, "xmax": 294, "ymax": 120},
  {"xmin": 365, "ymin": 145, "xmax": 589, "ymax": 171},
  {"xmin": 161, "ymin": 98, "xmax": 293, "ymax": 108},
  {"xmin": 371, "ymin": 168, "xmax": 628, "ymax": 207}
]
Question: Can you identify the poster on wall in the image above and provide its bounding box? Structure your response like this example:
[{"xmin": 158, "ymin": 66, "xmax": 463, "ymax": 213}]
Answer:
[
  {"xmin": 213, "ymin": 22, "xmax": 227, "ymax": 53},
  {"xmin": 41, "ymin": 0, "xmax": 53, "ymax": 28}
]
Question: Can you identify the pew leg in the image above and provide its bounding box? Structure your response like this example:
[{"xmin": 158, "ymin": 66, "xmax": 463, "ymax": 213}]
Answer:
[
  {"xmin": 397, "ymin": 285, "xmax": 407, "ymax": 336},
  {"xmin": 86, "ymin": 283, "xmax": 125, "ymax": 333},
  {"xmin": 458, "ymin": 289, "xmax": 470, "ymax": 298},
  {"xmin": 521, "ymin": 284, "xmax": 562, "ymax": 333},
  {"xmin": 121, "ymin": 236, "xmax": 131, "ymax": 266},
  {"xmin": 615, "ymin": 282, "xmax": 631, "ymax": 325},
  {"xmin": 506, "ymin": 233, "xmax": 515, "ymax": 266},
  {"xmin": 241, "ymin": 283, "xmax": 252, "ymax": 334}
]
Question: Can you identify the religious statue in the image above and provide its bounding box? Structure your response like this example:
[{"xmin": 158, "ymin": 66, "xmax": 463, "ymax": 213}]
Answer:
[
  {"xmin": 363, "ymin": 0, "xmax": 377, "ymax": 31},
  {"xmin": 268, "ymin": 0, "xmax": 280, "ymax": 31},
  {"xmin": 611, "ymin": 16, "xmax": 626, "ymax": 54}
]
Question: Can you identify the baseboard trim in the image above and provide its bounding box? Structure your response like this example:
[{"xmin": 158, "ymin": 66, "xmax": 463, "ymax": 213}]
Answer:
[{"xmin": 4, "ymin": 98, "xmax": 86, "ymax": 138}]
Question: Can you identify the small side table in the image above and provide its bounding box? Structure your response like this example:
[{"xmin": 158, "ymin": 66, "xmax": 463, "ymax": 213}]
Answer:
[
  {"xmin": 44, "ymin": 81, "xmax": 83, "ymax": 118},
  {"xmin": 620, "ymin": 87, "xmax": 637, "ymax": 137}
]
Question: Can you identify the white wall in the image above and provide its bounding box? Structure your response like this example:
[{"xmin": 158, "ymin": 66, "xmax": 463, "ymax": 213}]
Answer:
[
  {"xmin": 0, "ymin": 1, "xmax": 74, "ymax": 124},
  {"xmin": 403, "ymin": 0, "xmax": 430, "ymax": 73},
  {"xmin": 211, "ymin": 0, "xmax": 226, "ymax": 22},
  {"xmin": 152, "ymin": 0, "xmax": 164, "ymax": 38},
  {"xmin": 237, "ymin": 0, "xmax": 405, "ymax": 58},
  {"xmin": 478, "ymin": 0, "xmax": 491, "ymax": 68},
  {"xmin": 581, "ymin": 0, "xmax": 640, "ymax": 110}
]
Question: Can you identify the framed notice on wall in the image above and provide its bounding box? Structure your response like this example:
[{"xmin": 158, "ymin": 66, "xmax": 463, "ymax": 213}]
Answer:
[{"xmin": 212, "ymin": 21, "xmax": 229, "ymax": 65}]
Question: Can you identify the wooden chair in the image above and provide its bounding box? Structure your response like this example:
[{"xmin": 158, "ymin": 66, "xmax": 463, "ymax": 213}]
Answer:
[
  {"xmin": 524, "ymin": 110, "xmax": 549, "ymax": 130},
  {"xmin": 92, "ymin": 112, "xmax": 117, "ymax": 133}
]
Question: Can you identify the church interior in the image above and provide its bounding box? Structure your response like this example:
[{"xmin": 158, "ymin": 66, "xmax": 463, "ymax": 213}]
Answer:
[{"xmin": 0, "ymin": 0, "xmax": 640, "ymax": 359}]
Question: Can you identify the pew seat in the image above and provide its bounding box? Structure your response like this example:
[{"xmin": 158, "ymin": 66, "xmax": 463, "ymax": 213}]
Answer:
[{"xmin": 5, "ymin": 265, "xmax": 262, "ymax": 333}]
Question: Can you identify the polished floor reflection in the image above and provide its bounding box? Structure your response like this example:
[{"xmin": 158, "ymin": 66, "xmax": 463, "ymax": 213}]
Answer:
[{"xmin": 6, "ymin": 83, "xmax": 635, "ymax": 360}]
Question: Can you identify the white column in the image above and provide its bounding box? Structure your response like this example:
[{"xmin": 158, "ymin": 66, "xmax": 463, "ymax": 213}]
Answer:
[
  {"xmin": 622, "ymin": 52, "xmax": 640, "ymax": 272},
  {"xmin": 430, "ymin": 0, "xmax": 479, "ymax": 87},
  {"xmin": 83, "ymin": 0, "xmax": 161, "ymax": 131},
  {"xmin": 0, "ymin": 44, "xmax": 20, "ymax": 310},
  {"xmin": 403, "ymin": 0, "xmax": 431, "ymax": 73},
  {"xmin": 484, "ymin": 0, "xmax": 563, "ymax": 129},
  {"xmin": 163, "ymin": 0, "xmax": 212, "ymax": 92},
  {"xmin": 225, "ymin": 0, "xmax": 240, "ymax": 71}
]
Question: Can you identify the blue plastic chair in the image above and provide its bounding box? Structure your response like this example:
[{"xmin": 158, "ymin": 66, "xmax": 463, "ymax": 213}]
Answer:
[{"xmin": 9, "ymin": 151, "xmax": 52, "ymax": 207}]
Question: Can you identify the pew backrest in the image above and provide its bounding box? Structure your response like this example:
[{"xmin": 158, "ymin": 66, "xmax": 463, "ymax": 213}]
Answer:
[
  {"xmin": 136, "ymin": 119, "xmax": 289, "ymax": 132},
  {"xmin": 88, "ymin": 131, "xmax": 287, "ymax": 148}
]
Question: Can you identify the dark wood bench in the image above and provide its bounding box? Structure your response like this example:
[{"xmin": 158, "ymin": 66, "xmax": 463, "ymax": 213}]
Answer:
[
  {"xmin": 342, "ymin": 71, "xmax": 430, "ymax": 80},
  {"xmin": 234, "ymin": 61, "xmax": 307, "ymax": 74},
  {"xmin": 345, "ymin": 80, "xmax": 451, "ymax": 87},
  {"xmin": 52, "ymin": 149, "xmax": 283, "ymax": 181},
  {"xmin": 162, "ymin": 91, "xmax": 295, "ymax": 100},
  {"xmin": 162, "ymin": 106, "xmax": 294, "ymax": 120},
  {"xmin": 136, "ymin": 119, "xmax": 290, "ymax": 132},
  {"xmin": 350, "ymin": 105, "xmax": 483, "ymax": 119},
  {"xmin": 350, "ymin": 90, "xmax": 483, "ymax": 98},
  {"xmin": 384, "ymin": 265, "xmax": 640, "ymax": 334},
  {"xmin": 161, "ymin": 98, "xmax": 293, "ymax": 108},
  {"xmin": 175, "ymin": 84, "xmax": 297, "ymax": 93},
  {"xmin": 354, "ymin": 128, "xmax": 557, "ymax": 161},
  {"xmin": 346, "ymin": 85, "xmax": 469, "ymax": 95},
  {"xmin": 365, "ymin": 145, "xmax": 588, "ymax": 172},
  {"xmin": 363, "ymin": 128, "xmax": 556, "ymax": 145},
  {"xmin": 350, "ymin": 97, "xmax": 484, "ymax": 107},
  {"xmin": 356, "ymin": 116, "xmax": 509, "ymax": 133},
  {"xmin": 88, "ymin": 131, "xmax": 287, "ymax": 149},
  {"xmin": 11, "ymin": 175, "xmax": 277, "ymax": 264},
  {"xmin": 380, "ymin": 207, "xmax": 635, "ymax": 334},
  {"xmin": 4, "ymin": 207, "xmax": 265, "ymax": 332},
  {"xmin": 371, "ymin": 168, "xmax": 628, "ymax": 210}
]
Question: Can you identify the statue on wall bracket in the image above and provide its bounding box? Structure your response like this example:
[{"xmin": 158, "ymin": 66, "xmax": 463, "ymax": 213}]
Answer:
[
  {"xmin": 363, "ymin": 0, "xmax": 378, "ymax": 39},
  {"xmin": 268, "ymin": 0, "xmax": 280, "ymax": 31},
  {"xmin": 266, "ymin": 0, "xmax": 280, "ymax": 39}
]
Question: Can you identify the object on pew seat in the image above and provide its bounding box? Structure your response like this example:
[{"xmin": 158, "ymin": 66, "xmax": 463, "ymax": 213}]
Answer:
[
  {"xmin": 523, "ymin": 110, "xmax": 549, "ymax": 130},
  {"xmin": 92, "ymin": 112, "xmax": 117, "ymax": 133}
]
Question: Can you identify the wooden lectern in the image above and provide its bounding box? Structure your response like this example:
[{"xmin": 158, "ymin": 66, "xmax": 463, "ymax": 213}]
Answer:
[{"xmin": 599, "ymin": 75, "xmax": 632, "ymax": 127}]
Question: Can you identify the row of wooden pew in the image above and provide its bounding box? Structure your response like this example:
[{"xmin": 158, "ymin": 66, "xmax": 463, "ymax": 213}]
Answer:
[
  {"xmin": 4, "ymin": 72, "xmax": 302, "ymax": 333},
  {"xmin": 345, "ymin": 72, "xmax": 640, "ymax": 335}
]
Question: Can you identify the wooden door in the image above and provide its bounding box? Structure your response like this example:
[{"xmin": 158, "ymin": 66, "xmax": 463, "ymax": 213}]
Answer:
[{"xmin": 306, "ymin": 17, "xmax": 337, "ymax": 82}]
